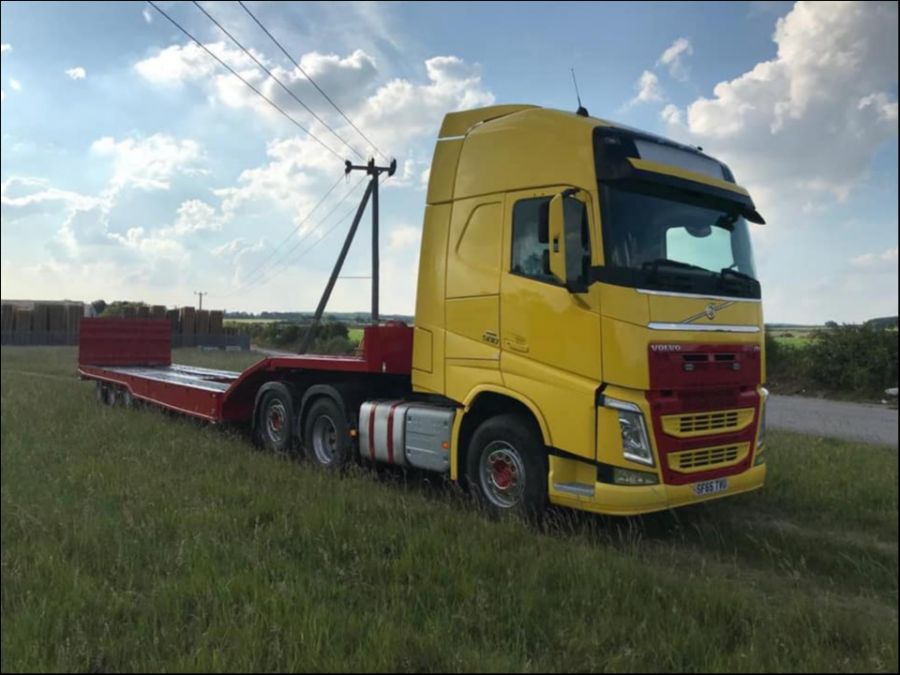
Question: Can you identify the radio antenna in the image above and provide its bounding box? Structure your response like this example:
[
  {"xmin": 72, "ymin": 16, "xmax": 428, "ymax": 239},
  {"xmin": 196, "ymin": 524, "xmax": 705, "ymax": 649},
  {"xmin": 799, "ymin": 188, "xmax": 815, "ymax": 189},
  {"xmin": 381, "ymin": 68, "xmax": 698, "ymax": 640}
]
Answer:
[{"xmin": 571, "ymin": 68, "xmax": 589, "ymax": 117}]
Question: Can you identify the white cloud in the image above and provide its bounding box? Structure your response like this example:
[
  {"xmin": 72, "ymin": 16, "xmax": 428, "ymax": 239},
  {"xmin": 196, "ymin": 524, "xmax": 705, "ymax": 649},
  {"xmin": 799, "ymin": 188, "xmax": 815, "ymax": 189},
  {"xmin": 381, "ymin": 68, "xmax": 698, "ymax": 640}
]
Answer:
[
  {"xmin": 9, "ymin": 78, "xmax": 21, "ymax": 91},
  {"xmin": 135, "ymin": 44, "xmax": 493, "ymax": 162},
  {"xmin": 90, "ymin": 133, "xmax": 205, "ymax": 194},
  {"xmin": 388, "ymin": 224, "xmax": 421, "ymax": 250},
  {"xmin": 625, "ymin": 70, "xmax": 664, "ymax": 109},
  {"xmin": 850, "ymin": 246, "xmax": 899, "ymax": 269},
  {"xmin": 165, "ymin": 199, "xmax": 222, "ymax": 235},
  {"xmin": 0, "ymin": 44, "xmax": 11, "ymax": 54},
  {"xmin": 674, "ymin": 1, "xmax": 898, "ymax": 213},
  {"xmin": 65, "ymin": 67, "xmax": 86, "ymax": 80},
  {"xmin": 5, "ymin": 134, "xmax": 210, "ymax": 297},
  {"xmin": 134, "ymin": 42, "xmax": 246, "ymax": 86},
  {"xmin": 211, "ymin": 136, "xmax": 326, "ymax": 226},
  {"xmin": 858, "ymin": 92, "xmax": 899, "ymax": 123},
  {"xmin": 1, "ymin": 177, "xmax": 101, "ymax": 212},
  {"xmin": 660, "ymin": 103, "xmax": 683, "ymax": 125},
  {"xmin": 657, "ymin": 37, "xmax": 693, "ymax": 81}
]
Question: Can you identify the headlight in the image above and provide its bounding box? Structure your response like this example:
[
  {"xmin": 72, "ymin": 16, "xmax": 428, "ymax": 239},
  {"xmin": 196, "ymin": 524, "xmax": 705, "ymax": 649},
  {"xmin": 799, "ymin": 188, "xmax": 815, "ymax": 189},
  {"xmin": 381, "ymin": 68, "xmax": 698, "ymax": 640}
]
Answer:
[
  {"xmin": 757, "ymin": 387, "xmax": 769, "ymax": 449},
  {"xmin": 605, "ymin": 397, "xmax": 654, "ymax": 466}
]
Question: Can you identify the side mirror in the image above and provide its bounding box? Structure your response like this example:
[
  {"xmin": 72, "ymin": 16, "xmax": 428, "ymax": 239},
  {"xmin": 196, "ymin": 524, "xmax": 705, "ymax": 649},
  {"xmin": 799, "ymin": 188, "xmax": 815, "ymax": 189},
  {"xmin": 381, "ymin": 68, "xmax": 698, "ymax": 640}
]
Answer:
[{"xmin": 548, "ymin": 192, "xmax": 566, "ymax": 284}]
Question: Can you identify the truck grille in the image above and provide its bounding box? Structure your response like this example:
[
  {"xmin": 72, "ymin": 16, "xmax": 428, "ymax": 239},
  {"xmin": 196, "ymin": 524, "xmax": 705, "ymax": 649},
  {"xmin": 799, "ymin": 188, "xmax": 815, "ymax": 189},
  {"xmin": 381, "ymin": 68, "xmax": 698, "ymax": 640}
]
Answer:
[
  {"xmin": 668, "ymin": 443, "xmax": 750, "ymax": 473},
  {"xmin": 661, "ymin": 408, "xmax": 754, "ymax": 438}
]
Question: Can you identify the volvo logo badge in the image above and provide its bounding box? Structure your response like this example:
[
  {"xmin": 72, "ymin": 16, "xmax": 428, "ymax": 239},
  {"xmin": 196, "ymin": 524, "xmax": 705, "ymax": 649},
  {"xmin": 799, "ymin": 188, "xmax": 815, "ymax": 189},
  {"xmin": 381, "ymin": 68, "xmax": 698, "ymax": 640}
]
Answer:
[{"xmin": 680, "ymin": 300, "xmax": 735, "ymax": 325}]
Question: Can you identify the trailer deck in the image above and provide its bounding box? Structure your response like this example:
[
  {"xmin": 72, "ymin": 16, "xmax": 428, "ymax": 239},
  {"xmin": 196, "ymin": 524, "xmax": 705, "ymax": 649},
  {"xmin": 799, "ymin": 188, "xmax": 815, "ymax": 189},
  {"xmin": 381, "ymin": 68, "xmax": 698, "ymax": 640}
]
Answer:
[{"xmin": 78, "ymin": 318, "xmax": 414, "ymax": 423}]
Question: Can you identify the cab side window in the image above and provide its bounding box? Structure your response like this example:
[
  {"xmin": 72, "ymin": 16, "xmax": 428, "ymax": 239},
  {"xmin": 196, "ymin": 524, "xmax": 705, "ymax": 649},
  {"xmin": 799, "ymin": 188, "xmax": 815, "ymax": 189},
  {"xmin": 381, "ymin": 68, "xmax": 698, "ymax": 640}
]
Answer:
[
  {"xmin": 511, "ymin": 197, "xmax": 554, "ymax": 283},
  {"xmin": 512, "ymin": 196, "xmax": 591, "ymax": 287}
]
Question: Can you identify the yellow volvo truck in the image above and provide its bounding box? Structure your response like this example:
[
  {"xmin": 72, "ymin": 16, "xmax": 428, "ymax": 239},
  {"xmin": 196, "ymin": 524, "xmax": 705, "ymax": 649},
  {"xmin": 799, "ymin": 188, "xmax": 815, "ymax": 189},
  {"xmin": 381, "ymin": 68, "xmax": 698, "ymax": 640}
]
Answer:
[
  {"xmin": 82, "ymin": 103, "xmax": 768, "ymax": 519},
  {"xmin": 410, "ymin": 104, "xmax": 767, "ymax": 516}
]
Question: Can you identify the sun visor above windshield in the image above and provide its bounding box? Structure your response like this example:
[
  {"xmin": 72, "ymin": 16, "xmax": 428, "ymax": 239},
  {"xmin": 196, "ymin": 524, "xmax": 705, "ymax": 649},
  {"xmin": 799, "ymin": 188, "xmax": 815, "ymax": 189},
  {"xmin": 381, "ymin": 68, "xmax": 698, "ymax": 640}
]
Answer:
[
  {"xmin": 594, "ymin": 127, "xmax": 766, "ymax": 225},
  {"xmin": 633, "ymin": 139, "xmax": 727, "ymax": 182}
]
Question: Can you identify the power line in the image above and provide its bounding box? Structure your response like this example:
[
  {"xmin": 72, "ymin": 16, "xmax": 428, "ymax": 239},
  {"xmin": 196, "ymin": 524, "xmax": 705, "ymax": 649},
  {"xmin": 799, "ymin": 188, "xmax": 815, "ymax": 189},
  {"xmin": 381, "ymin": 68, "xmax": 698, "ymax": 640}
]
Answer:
[
  {"xmin": 216, "ymin": 175, "xmax": 368, "ymax": 298},
  {"xmin": 237, "ymin": 0, "xmax": 388, "ymax": 162},
  {"xmin": 146, "ymin": 0, "xmax": 344, "ymax": 162},
  {"xmin": 223, "ymin": 201, "xmax": 364, "ymax": 299},
  {"xmin": 233, "ymin": 171, "xmax": 346, "ymax": 288},
  {"xmin": 190, "ymin": 1, "xmax": 365, "ymax": 161},
  {"xmin": 232, "ymin": 175, "xmax": 366, "ymax": 293}
]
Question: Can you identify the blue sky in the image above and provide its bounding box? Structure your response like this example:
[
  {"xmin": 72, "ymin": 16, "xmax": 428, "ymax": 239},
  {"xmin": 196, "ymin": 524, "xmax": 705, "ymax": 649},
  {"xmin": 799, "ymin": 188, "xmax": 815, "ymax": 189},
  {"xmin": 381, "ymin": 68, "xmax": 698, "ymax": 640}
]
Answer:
[{"xmin": 1, "ymin": 0, "xmax": 897, "ymax": 323}]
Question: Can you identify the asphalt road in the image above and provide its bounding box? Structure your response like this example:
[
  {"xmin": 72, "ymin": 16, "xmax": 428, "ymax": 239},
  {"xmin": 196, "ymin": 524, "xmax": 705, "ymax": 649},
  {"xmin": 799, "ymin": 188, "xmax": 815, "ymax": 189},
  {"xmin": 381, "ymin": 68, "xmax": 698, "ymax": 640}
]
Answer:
[{"xmin": 769, "ymin": 394, "xmax": 898, "ymax": 447}]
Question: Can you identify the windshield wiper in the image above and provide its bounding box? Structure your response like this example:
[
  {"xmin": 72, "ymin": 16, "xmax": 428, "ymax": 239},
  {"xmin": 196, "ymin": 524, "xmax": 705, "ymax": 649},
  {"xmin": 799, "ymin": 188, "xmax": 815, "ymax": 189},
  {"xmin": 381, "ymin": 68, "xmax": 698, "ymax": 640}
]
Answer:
[{"xmin": 642, "ymin": 258, "xmax": 711, "ymax": 276}]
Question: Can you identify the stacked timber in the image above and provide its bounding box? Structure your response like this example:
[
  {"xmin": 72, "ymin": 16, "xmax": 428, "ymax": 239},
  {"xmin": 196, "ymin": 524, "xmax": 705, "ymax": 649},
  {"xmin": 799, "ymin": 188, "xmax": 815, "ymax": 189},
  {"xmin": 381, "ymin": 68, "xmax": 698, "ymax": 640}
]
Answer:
[
  {"xmin": 195, "ymin": 309, "xmax": 210, "ymax": 336},
  {"xmin": 14, "ymin": 309, "xmax": 32, "ymax": 334},
  {"xmin": 209, "ymin": 310, "xmax": 223, "ymax": 335},
  {"xmin": 47, "ymin": 304, "xmax": 66, "ymax": 332},
  {"xmin": 65, "ymin": 304, "xmax": 82, "ymax": 338},
  {"xmin": 1, "ymin": 304, "xmax": 13, "ymax": 333},
  {"xmin": 32, "ymin": 303, "xmax": 49, "ymax": 332},
  {"xmin": 165, "ymin": 309, "xmax": 179, "ymax": 333},
  {"xmin": 179, "ymin": 306, "xmax": 195, "ymax": 336}
]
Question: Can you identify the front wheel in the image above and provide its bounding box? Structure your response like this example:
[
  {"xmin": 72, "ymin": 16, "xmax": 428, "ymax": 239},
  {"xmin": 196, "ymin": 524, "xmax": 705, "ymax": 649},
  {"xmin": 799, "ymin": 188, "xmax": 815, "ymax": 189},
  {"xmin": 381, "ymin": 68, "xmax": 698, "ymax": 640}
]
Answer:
[{"xmin": 465, "ymin": 413, "xmax": 548, "ymax": 518}]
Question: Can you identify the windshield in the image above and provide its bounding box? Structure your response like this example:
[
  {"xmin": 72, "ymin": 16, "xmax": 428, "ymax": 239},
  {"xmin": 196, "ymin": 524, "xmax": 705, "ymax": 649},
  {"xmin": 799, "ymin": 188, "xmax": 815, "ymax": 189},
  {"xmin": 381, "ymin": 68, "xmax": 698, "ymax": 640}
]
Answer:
[{"xmin": 598, "ymin": 183, "xmax": 759, "ymax": 298}]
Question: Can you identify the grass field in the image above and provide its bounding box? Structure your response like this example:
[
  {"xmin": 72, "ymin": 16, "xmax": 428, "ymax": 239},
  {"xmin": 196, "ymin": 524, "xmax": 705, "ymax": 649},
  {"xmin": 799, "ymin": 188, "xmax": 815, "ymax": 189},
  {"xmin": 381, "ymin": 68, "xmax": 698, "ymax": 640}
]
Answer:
[{"xmin": 2, "ymin": 347, "xmax": 897, "ymax": 672}]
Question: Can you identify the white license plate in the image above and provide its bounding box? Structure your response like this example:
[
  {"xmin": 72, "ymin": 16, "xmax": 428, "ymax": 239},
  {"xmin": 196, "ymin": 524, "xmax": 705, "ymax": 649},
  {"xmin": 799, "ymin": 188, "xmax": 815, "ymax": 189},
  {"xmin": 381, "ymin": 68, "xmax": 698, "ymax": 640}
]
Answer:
[{"xmin": 693, "ymin": 478, "xmax": 728, "ymax": 497}]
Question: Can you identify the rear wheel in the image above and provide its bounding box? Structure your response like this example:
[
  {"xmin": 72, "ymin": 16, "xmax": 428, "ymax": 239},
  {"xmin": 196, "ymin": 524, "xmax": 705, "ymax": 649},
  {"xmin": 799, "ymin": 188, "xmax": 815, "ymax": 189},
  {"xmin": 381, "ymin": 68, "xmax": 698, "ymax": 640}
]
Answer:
[
  {"xmin": 255, "ymin": 385, "xmax": 295, "ymax": 455},
  {"xmin": 303, "ymin": 397, "xmax": 353, "ymax": 470},
  {"xmin": 465, "ymin": 413, "xmax": 548, "ymax": 518}
]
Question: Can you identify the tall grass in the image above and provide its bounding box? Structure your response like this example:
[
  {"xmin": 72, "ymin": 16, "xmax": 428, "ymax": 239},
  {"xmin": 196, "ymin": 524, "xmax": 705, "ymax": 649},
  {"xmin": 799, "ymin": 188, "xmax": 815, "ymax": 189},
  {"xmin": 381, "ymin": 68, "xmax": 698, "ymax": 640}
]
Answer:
[{"xmin": 2, "ymin": 347, "xmax": 898, "ymax": 672}]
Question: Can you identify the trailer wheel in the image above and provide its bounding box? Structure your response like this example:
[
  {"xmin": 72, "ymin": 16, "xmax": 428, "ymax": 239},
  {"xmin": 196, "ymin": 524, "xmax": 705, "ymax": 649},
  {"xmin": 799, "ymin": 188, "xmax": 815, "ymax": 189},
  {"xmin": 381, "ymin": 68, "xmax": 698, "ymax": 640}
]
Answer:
[
  {"xmin": 95, "ymin": 382, "xmax": 109, "ymax": 405},
  {"xmin": 465, "ymin": 413, "xmax": 547, "ymax": 519},
  {"xmin": 303, "ymin": 397, "xmax": 352, "ymax": 470},
  {"xmin": 256, "ymin": 385, "xmax": 295, "ymax": 455},
  {"xmin": 121, "ymin": 388, "xmax": 135, "ymax": 408}
]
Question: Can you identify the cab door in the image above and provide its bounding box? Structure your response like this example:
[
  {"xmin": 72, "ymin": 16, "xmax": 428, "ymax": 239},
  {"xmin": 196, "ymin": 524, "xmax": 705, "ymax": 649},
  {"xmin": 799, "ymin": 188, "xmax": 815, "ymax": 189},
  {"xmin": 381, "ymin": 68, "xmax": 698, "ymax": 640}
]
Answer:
[{"xmin": 499, "ymin": 187, "xmax": 602, "ymax": 458}]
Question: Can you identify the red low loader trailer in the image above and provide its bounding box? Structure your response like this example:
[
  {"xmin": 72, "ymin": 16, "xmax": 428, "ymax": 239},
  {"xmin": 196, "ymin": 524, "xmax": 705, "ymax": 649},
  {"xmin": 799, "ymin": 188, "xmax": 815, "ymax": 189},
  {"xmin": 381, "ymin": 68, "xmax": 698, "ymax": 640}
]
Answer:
[{"xmin": 77, "ymin": 318, "xmax": 434, "ymax": 466}]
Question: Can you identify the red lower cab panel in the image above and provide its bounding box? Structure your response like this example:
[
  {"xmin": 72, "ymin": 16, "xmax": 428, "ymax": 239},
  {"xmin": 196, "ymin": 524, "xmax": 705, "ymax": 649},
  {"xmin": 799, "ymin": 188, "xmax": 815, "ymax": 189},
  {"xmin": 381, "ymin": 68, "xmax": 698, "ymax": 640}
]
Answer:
[{"xmin": 647, "ymin": 343, "xmax": 762, "ymax": 486}]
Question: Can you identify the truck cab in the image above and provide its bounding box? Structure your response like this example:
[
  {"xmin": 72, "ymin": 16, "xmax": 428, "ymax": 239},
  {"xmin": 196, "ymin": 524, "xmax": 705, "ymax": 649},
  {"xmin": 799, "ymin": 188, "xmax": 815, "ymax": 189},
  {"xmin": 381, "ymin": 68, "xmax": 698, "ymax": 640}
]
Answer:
[{"xmin": 412, "ymin": 104, "xmax": 768, "ymax": 516}]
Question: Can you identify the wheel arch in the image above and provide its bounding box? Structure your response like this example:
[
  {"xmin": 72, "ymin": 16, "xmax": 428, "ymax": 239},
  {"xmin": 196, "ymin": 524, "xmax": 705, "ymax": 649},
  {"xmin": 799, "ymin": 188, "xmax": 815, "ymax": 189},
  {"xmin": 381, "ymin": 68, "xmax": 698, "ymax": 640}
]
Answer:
[{"xmin": 453, "ymin": 386, "xmax": 550, "ymax": 482}]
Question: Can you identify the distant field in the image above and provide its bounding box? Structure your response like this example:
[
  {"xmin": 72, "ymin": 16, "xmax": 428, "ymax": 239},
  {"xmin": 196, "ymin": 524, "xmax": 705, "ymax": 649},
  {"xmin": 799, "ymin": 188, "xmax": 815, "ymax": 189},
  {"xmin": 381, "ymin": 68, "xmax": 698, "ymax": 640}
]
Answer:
[
  {"xmin": 223, "ymin": 318, "xmax": 280, "ymax": 325},
  {"xmin": 2, "ymin": 346, "xmax": 897, "ymax": 672},
  {"xmin": 772, "ymin": 334, "xmax": 814, "ymax": 346},
  {"xmin": 769, "ymin": 327, "xmax": 818, "ymax": 347}
]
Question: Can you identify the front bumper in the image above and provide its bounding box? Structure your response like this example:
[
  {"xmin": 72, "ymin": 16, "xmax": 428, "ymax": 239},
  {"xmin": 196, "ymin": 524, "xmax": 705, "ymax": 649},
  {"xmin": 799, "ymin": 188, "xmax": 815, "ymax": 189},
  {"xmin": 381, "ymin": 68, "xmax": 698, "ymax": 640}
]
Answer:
[{"xmin": 549, "ymin": 462, "xmax": 766, "ymax": 517}]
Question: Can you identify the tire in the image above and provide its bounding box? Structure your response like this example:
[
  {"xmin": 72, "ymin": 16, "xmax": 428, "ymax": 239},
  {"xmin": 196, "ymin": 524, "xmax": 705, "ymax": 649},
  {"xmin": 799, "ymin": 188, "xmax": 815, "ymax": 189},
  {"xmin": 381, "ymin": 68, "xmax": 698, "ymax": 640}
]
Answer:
[
  {"xmin": 95, "ymin": 381, "xmax": 109, "ymax": 405},
  {"xmin": 465, "ymin": 413, "xmax": 548, "ymax": 518},
  {"xmin": 303, "ymin": 396, "xmax": 353, "ymax": 470},
  {"xmin": 121, "ymin": 388, "xmax": 135, "ymax": 408},
  {"xmin": 255, "ymin": 384, "xmax": 295, "ymax": 455}
]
